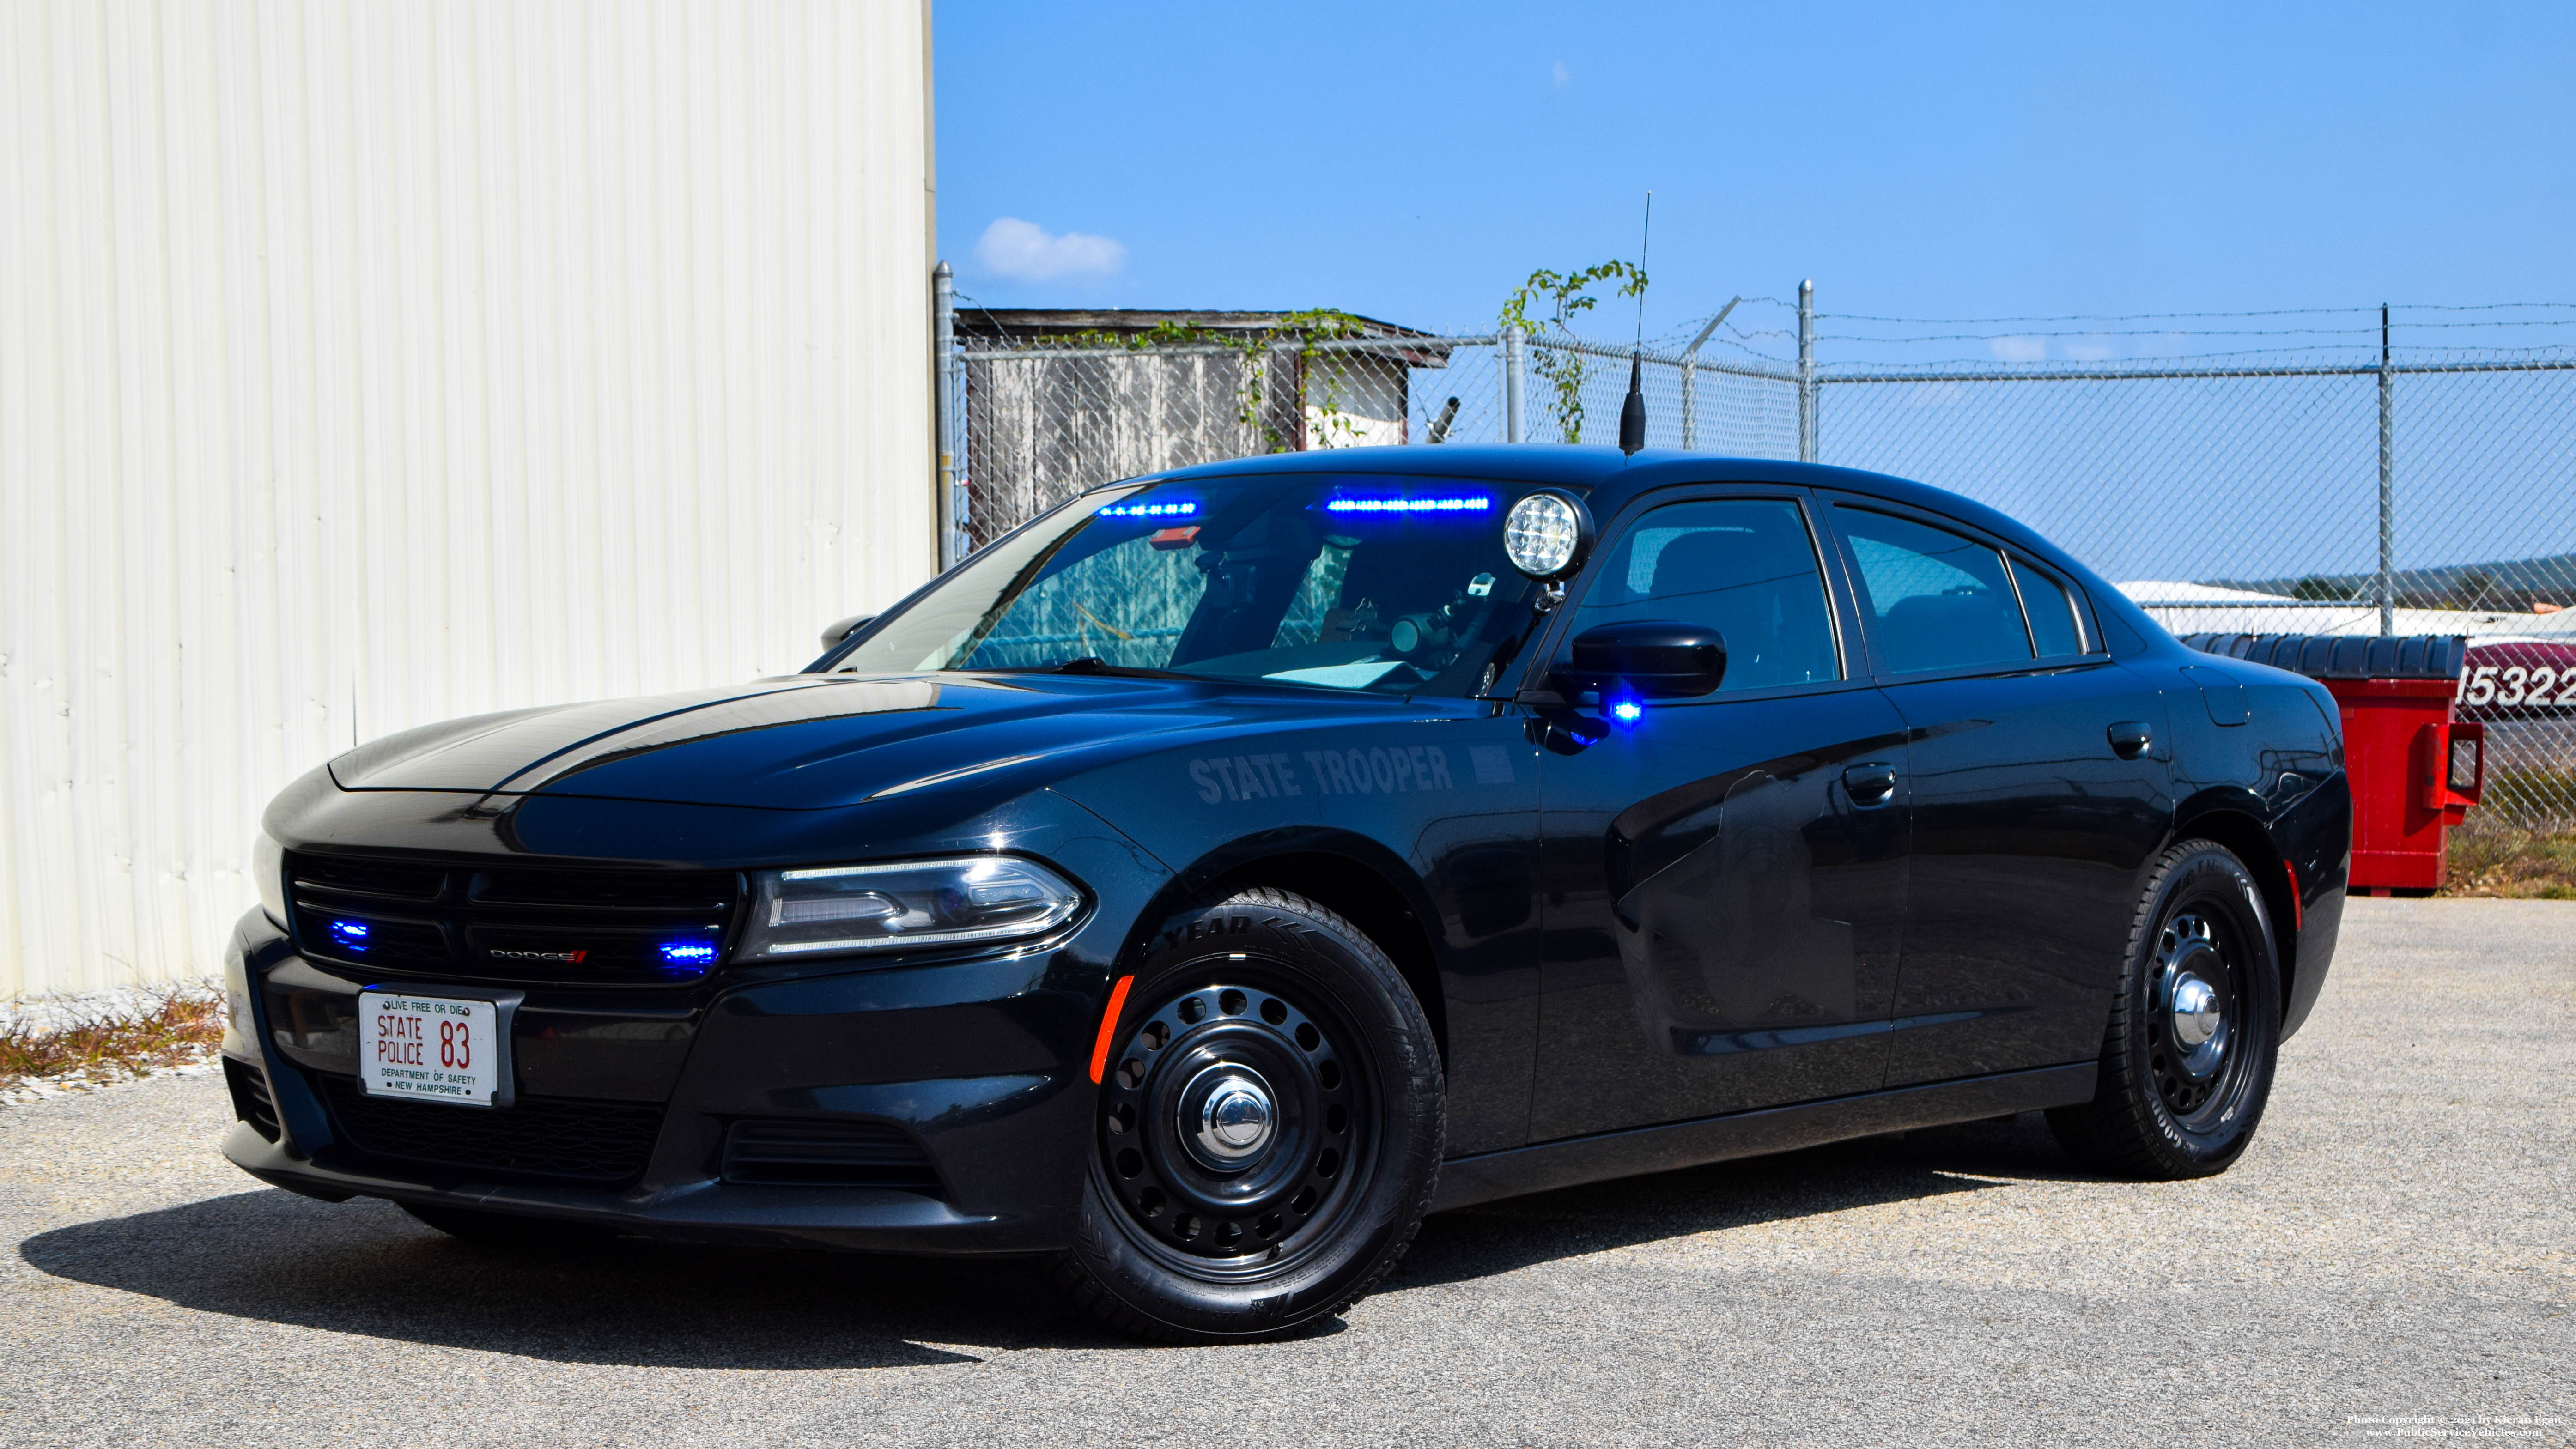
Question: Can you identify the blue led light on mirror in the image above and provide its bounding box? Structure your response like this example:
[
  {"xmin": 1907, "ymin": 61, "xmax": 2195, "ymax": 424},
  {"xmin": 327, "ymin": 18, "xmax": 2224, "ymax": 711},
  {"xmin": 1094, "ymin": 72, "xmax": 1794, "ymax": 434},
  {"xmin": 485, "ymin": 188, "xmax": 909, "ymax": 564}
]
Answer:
[
  {"xmin": 1610, "ymin": 699, "xmax": 1645, "ymax": 723},
  {"xmin": 1323, "ymin": 496, "xmax": 1493, "ymax": 514},
  {"xmin": 327, "ymin": 919, "xmax": 371, "ymax": 952},
  {"xmin": 1098, "ymin": 500, "xmax": 1198, "ymax": 519}
]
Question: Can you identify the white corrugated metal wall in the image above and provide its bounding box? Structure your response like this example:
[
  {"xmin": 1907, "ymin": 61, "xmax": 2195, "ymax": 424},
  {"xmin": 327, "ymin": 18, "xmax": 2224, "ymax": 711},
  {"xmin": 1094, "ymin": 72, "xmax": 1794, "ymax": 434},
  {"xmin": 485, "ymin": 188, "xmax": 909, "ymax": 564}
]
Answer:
[{"xmin": 0, "ymin": 0, "xmax": 938, "ymax": 999}]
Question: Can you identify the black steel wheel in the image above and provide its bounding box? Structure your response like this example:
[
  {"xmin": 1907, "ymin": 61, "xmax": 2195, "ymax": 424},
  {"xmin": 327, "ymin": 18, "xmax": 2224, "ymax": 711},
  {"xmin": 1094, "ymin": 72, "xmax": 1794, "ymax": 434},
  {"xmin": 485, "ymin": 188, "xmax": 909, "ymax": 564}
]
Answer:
[
  {"xmin": 1057, "ymin": 887, "xmax": 1443, "ymax": 1342},
  {"xmin": 2049, "ymin": 839, "xmax": 2283, "ymax": 1179}
]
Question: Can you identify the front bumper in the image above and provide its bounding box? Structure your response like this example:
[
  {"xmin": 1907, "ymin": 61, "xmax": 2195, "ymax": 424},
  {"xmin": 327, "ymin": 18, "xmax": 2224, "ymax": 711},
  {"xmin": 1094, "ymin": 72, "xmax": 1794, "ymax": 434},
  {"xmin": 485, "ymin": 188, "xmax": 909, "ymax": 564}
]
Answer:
[
  {"xmin": 219, "ymin": 833, "xmax": 1162, "ymax": 1254},
  {"xmin": 221, "ymin": 1121, "xmax": 1038, "ymax": 1252}
]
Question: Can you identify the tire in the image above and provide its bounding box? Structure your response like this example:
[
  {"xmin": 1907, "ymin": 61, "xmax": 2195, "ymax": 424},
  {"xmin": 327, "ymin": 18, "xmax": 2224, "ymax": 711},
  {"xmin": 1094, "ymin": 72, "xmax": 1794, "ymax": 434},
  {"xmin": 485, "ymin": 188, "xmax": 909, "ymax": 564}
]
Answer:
[
  {"xmin": 1056, "ymin": 887, "xmax": 1445, "ymax": 1343},
  {"xmin": 2049, "ymin": 839, "xmax": 2284, "ymax": 1180},
  {"xmin": 399, "ymin": 1201, "xmax": 615, "ymax": 1251}
]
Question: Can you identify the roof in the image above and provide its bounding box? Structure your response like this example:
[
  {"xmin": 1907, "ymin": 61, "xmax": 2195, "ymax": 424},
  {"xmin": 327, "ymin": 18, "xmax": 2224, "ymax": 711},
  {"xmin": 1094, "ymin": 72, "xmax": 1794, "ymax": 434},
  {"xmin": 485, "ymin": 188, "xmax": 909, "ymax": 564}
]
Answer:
[
  {"xmin": 1091, "ymin": 442, "xmax": 2182, "ymax": 662},
  {"xmin": 1142, "ymin": 444, "xmax": 2064, "ymax": 560},
  {"xmin": 955, "ymin": 309, "xmax": 1459, "ymax": 367},
  {"xmin": 955, "ymin": 309, "xmax": 1441, "ymax": 340}
]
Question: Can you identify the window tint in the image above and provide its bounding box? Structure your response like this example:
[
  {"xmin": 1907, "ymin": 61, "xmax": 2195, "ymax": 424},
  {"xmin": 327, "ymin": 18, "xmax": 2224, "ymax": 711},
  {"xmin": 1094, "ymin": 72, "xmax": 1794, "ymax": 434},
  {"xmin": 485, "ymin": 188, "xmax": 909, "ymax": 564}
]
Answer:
[
  {"xmin": 2011, "ymin": 558, "xmax": 2085, "ymax": 657},
  {"xmin": 1563, "ymin": 499, "xmax": 1840, "ymax": 691},
  {"xmin": 1836, "ymin": 508, "xmax": 2033, "ymax": 675}
]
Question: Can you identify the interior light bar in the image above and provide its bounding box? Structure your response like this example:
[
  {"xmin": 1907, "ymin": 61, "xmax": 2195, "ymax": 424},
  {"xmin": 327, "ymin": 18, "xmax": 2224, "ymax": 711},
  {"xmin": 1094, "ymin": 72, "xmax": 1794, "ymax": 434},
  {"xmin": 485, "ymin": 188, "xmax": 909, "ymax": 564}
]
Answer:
[
  {"xmin": 1323, "ymin": 496, "xmax": 1494, "ymax": 514},
  {"xmin": 1099, "ymin": 500, "xmax": 1198, "ymax": 519}
]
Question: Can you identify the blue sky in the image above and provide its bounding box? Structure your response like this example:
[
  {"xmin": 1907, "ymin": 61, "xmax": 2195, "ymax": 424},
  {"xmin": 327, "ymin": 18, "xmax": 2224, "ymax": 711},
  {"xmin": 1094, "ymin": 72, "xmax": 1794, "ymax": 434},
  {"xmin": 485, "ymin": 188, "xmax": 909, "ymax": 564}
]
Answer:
[{"xmin": 935, "ymin": 1, "xmax": 2576, "ymax": 363}]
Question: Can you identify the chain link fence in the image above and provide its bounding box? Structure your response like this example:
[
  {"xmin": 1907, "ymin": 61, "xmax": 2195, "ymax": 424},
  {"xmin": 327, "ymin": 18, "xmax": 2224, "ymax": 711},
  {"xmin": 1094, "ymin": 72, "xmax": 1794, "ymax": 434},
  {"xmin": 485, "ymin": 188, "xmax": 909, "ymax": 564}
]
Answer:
[{"xmin": 943, "ymin": 304, "xmax": 2576, "ymax": 834}]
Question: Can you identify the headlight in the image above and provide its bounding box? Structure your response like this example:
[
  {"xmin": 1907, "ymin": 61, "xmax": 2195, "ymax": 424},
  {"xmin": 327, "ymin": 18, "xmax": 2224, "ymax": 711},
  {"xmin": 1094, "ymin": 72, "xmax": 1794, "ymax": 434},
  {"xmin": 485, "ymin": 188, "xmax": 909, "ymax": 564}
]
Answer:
[
  {"xmin": 251, "ymin": 831, "xmax": 289, "ymax": 927},
  {"xmin": 739, "ymin": 855, "xmax": 1084, "ymax": 959}
]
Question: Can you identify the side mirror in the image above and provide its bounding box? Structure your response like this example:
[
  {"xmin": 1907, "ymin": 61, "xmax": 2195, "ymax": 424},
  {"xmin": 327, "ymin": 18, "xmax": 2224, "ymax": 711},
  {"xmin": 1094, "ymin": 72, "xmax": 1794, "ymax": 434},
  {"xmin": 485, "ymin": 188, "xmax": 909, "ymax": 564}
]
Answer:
[
  {"xmin": 819, "ymin": 614, "xmax": 876, "ymax": 650},
  {"xmin": 1551, "ymin": 621, "xmax": 1726, "ymax": 699}
]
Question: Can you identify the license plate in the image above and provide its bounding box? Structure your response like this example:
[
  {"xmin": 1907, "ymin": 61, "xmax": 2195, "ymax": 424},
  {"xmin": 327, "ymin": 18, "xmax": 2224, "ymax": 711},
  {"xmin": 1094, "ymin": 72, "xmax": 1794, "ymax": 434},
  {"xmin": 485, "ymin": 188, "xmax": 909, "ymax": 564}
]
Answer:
[{"xmin": 359, "ymin": 991, "xmax": 503, "ymax": 1106}]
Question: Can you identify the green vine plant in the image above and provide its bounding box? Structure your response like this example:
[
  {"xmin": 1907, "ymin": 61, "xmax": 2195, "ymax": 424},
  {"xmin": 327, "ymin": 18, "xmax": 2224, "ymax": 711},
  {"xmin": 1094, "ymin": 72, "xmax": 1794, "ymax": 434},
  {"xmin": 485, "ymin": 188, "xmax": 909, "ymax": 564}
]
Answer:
[
  {"xmin": 1499, "ymin": 261, "xmax": 1647, "ymax": 443},
  {"xmin": 1061, "ymin": 308, "xmax": 1373, "ymax": 454}
]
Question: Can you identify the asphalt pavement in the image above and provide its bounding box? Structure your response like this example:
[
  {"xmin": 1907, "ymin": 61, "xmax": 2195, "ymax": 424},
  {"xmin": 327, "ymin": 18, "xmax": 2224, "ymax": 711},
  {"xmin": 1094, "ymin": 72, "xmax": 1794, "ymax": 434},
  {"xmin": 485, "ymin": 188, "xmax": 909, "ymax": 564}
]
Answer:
[{"xmin": 3, "ymin": 897, "xmax": 2569, "ymax": 1448}]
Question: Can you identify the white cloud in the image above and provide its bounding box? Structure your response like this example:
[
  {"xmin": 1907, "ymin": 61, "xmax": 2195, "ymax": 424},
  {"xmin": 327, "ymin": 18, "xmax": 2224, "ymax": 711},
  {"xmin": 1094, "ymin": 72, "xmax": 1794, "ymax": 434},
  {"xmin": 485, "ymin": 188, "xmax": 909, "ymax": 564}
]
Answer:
[
  {"xmin": 1988, "ymin": 334, "xmax": 2048, "ymax": 363},
  {"xmin": 972, "ymin": 217, "xmax": 1126, "ymax": 283},
  {"xmin": 1552, "ymin": 61, "xmax": 1570, "ymax": 87},
  {"xmin": 2061, "ymin": 337, "xmax": 2117, "ymax": 362}
]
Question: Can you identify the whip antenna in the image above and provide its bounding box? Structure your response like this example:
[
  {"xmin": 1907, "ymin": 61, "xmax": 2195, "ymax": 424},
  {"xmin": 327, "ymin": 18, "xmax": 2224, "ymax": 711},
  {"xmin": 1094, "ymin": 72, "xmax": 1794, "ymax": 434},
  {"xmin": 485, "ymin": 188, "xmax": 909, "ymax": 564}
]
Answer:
[{"xmin": 1617, "ymin": 191, "xmax": 1652, "ymax": 455}]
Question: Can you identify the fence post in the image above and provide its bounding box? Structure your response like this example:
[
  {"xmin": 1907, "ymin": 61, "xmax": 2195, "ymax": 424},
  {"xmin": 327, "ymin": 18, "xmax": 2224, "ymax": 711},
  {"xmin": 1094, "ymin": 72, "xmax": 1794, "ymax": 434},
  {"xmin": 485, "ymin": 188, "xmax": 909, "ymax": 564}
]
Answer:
[
  {"xmin": 2378, "ymin": 302, "xmax": 2395, "ymax": 636},
  {"xmin": 934, "ymin": 261, "xmax": 966, "ymax": 569},
  {"xmin": 1797, "ymin": 279, "xmax": 1817, "ymax": 463},
  {"xmin": 1681, "ymin": 358, "xmax": 1697, "ymax": 450},
  {"xmin": 1503, "ymin": 325, "xmax": 1525, "ymax": 443}
]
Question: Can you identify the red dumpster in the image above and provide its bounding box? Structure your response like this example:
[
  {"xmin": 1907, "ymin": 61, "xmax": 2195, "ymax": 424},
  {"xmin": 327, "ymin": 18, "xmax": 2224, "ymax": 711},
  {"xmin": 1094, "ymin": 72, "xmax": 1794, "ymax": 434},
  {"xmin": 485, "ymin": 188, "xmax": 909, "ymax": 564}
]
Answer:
[{"xmin": 2181, "ymin": 634, "xmax": 2484, "ymax": 895}]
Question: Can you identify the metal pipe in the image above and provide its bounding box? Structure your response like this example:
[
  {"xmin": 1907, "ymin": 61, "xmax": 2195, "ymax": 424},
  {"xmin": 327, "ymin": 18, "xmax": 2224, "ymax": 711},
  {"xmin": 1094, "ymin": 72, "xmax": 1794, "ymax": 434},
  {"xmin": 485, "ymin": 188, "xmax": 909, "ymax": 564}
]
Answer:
[
  {"xmin": 933, "ymin": 261, "xmax": 964, "ymax": 569},
  {"xmin": 1797, "ymin": 279, "xmax": 1817, "ymax": 463},
  {"xmin": 2379, "ymin": 302, "xmax": 2394, "ymax": 636},
  {"xmin": 1519, "ymin": 331, "xmax": 1790, "ymax": 380},
  {"xmin": 1680, "ymin": 297, "xmax": 1739, "ymax": 452},
  {"xmin": 1503, "ymin": 324, "xmax": 1525, "ymax": 443},
  {"xmin": 1684, "ymin": 296, "xmax": 1742, "ymax": 359}
]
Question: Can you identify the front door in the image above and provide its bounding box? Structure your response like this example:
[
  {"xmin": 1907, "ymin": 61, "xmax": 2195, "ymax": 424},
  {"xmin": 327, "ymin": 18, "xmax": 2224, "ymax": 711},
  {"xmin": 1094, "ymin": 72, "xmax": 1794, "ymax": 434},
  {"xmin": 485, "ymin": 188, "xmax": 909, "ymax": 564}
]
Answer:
[
  {"xmin": 1529, "ymin": 491, "xmax": 1912, "ymax": 1141},
  {"xmin": 1823, "ymin": 500, "xmax": 2175, "ymax": 1085}
]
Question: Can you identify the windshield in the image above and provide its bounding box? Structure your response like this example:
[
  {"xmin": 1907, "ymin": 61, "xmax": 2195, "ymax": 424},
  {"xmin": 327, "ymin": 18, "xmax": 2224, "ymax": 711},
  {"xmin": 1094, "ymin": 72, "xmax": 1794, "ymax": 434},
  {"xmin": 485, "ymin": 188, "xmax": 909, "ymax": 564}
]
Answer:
[{"xmin": 833, "ymin": 475, "xmax": 1551, "ymax": 696}]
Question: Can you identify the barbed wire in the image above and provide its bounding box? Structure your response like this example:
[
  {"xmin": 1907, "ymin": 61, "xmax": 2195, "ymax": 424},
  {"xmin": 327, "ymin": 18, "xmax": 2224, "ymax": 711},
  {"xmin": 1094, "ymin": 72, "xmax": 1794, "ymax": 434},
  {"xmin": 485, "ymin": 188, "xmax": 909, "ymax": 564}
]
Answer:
[
  {"xmin": 1812, "ymin": 343, "xmax": 2576, "ymax": 374},
  {"xmin": 1820, "ymin": 302, "xmax": 2576, "ymax": 326},
  {"xmin": 1817, "ymin": 325, "xmax": 2390, "ymax": 343},
  {"xmin": 1822, "ymin": 319, "xmax": 2576, "ymax": 344},
  {"xmin": 1823, "ymin": 305, "xmax": 2380, "ymax": 325}
]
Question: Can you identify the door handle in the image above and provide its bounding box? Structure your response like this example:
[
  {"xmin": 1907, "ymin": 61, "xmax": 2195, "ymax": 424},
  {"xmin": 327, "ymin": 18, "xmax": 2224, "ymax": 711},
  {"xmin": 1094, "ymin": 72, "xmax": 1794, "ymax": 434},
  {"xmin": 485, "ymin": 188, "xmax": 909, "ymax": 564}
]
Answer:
[
  {"xmin": 1841, "ymin": 762, "xmax": 1899, "ymax": 806},
  {"xmin": 2108, "ymin": 721, "xmax": 2153, "ymax": 759}
]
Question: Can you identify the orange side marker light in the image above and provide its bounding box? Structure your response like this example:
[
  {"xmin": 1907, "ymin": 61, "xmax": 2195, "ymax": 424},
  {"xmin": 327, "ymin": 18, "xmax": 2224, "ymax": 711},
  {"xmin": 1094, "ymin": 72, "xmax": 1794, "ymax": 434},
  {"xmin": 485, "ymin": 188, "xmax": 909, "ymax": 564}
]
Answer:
[{"xmin": 1088, "ymin": 974, "xmax": 1136, "ymax": 1085}]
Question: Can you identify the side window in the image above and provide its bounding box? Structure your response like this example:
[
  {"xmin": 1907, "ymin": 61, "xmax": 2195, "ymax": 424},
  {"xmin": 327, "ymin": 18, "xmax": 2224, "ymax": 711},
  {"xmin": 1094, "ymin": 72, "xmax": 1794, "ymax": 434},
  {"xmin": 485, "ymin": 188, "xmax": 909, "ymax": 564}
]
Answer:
[
  {"xmin": 1561, "ymin": 498, "xmax": 1841, "ymax": 691},
  {"xmin": 1835, "ymin": 508, "xmax": 2034, "ymax": 675},
  {"xmin": 2010, "ymin": 558, "xmax": 2087, "ymax": 658}
]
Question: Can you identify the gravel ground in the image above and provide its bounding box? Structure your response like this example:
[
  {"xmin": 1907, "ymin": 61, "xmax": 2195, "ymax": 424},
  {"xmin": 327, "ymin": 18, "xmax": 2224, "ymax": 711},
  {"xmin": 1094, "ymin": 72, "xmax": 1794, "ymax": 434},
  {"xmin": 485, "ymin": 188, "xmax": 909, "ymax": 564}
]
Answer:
[{"xmin": 2, "ymin": 898, "xmax": 2569, "ymax": 1448}]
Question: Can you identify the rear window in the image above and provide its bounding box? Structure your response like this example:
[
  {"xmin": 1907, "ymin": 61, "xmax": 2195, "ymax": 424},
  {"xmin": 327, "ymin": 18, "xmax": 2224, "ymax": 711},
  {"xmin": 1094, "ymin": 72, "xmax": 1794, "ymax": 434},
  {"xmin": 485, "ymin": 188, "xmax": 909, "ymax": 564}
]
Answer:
[{"xmin": 2011, "ymin": 558, "xmax": 2087, "ymax": 657}]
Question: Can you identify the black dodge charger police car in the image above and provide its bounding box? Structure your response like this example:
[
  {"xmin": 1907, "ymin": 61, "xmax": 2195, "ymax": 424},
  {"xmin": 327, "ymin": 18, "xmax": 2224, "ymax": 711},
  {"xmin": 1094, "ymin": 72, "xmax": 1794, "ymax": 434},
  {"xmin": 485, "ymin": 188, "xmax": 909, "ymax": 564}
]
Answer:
[{"xmin": 221, "ymin": 446, "xmax": 2351, "ymax": 1342}]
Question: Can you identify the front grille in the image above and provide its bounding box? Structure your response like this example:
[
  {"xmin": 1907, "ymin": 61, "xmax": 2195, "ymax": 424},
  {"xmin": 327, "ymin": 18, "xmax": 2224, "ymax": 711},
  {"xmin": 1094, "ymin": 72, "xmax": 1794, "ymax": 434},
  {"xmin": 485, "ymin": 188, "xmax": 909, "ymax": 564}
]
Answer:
[
  {"xmin": 286, "ymin": 851, "xmax": 740, "ymax": 986},
  {"xmin": 721, "ymin": 1118, "xmax": 943, "ymax": 1193},
  {"xmin": 224, "ymin": 1058, "xmax": 281, "ymax": 1141},
  {"xmin": 319, "ymin": 1075, "xmax": 663, "ymax": 1184}
]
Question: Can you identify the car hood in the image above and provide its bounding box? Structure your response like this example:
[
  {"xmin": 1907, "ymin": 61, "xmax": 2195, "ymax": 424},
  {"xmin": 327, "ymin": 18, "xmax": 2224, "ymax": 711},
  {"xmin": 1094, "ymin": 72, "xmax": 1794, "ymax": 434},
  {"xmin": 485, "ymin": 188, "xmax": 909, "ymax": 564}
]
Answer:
[{"xmin": 326, "ymin": 672, "xmax": 1367, "ymax": 811}]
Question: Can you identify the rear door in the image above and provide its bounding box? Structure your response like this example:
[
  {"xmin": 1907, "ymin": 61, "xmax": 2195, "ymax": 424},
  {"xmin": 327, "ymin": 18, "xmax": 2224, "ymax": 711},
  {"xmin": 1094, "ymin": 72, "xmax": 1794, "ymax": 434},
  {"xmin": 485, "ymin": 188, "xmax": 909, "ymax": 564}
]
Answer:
[
  {"xmin": 1822, "ymin": 498, "xmax": 2174, "ymax": 1085},
  {"xmin": 1527, "ymin": 487, "xmax": 1912, "ymax": 1140}
]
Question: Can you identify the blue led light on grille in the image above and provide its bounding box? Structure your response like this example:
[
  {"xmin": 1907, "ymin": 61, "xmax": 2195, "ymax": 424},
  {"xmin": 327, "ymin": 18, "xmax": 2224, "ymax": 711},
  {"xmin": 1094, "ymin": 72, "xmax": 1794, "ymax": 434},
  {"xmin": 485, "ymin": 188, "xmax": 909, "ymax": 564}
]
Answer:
[
  {"xmin": 1322, "ymin": 496, "xmax": 1493, "ymax": 514},
  {"xmin": 658, "ymin": 940, "xmax": 719, "ymax": 966},
  {"xmin": 327, "ymin": 919, "xmax": 371, "ymax": 952},
  {"xmin": 1098, "ymin": 500, "xmax": 1198, "ymax": 519}
]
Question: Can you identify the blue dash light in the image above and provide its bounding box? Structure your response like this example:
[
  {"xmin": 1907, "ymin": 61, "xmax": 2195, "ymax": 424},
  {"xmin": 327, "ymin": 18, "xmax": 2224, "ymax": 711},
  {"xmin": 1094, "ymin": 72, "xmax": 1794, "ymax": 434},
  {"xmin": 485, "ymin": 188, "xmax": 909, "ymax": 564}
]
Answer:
[
  {"xmin": 1324, "ymin": 495, "xmax": 1493, "ymax": 514},
  {"xmin": 658, "ymin": 940, "xmax": 719, "ymax": 968},
  {"xmin": 327, "ymin": 919, "xmax": 371, "ymax": 952},
  {"xmin": 1099, "ymin": 500, "xmax": 1197, "ymax": 519}
]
